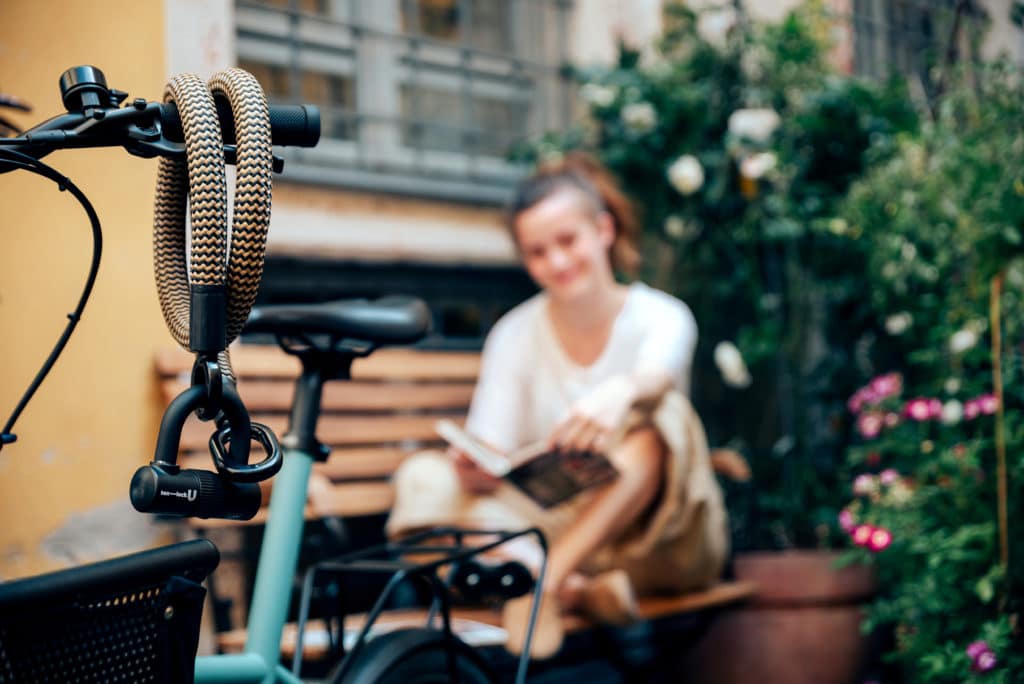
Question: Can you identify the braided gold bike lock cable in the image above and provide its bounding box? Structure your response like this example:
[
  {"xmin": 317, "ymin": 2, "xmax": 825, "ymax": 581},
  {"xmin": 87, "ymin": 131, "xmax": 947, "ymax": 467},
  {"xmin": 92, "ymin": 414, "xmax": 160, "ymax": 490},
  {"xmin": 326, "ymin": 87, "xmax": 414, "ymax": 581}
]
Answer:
[{"xmin": 154, "ymin": 69, "xmax": 273, "ymax": 381}]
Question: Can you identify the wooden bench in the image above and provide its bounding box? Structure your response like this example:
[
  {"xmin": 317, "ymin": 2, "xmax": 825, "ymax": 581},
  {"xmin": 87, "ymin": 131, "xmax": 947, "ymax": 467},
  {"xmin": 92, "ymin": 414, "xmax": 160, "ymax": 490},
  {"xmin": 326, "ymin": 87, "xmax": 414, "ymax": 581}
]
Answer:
[{"xmin": 155, "ymin": 343, "xmax": 756, "ymax": 661}]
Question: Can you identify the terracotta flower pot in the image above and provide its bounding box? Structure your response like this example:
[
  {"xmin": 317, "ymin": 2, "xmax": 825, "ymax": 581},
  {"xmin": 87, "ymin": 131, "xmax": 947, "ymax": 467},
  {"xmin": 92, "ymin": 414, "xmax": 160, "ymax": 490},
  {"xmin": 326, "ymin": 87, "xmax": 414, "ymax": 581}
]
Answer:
[{"xmin": 677, "ymin": 550, "xmax": 876, "ymax": 684}]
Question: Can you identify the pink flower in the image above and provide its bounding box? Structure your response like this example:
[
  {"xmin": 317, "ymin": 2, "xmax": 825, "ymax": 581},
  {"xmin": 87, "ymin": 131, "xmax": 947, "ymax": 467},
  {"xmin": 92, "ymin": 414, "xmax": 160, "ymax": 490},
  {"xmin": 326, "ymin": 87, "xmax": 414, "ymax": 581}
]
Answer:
[
  {"xmin": 973, "ymin": 650, "xmax": 998, "ymax": 673},
  {"xmin": 869, "ymin": 373, "xmax": 903, "ymax": 401},
  {"xmin": 904, "ymin": 398, "xmax": 932, "ymax": 421},
  {"xmin": 927, "ymin": 398, "xmax": 943, "ymax": 419},
  {"xmin": 967, "ymin": 640, "xmax": 998, "ymax": 673},
  {"xmin": 884, "ymin": 412, "xmax": 900, "ymax": 427},
  {"xmin": 978, "ymin": 393, "xmax": 999, "ymax": 415},
  {"xmin": 851, "ymin": 524, "xmax": 874, "ymax": 547},
  {"xmin": 868, "ymin": 527, "xmax": 892, "ymax": 552},
  {"xmin": 853, "ymin": 474, "xmax": 878, "ymax": 496},
  {"xmin": 966, "ymin": 640, "xmax": 990, "ymax": 660},
  {"xmin": 848, "ymin": 387, "xmax": 878, "ymax": 413},
  {"xmin": 838, "ymin": 508, "xmax": 856, "ymax": 532},
  {"xmin": 857, "ymin": 411, "xmax": 884, "ymax": 439},
  {"xmin": 879, "ymin": 468, "xmax": 900, "ymax": 485},
  {"xmin": 964, "ymin": 399, "xmax": 981, "ymax": 420}
]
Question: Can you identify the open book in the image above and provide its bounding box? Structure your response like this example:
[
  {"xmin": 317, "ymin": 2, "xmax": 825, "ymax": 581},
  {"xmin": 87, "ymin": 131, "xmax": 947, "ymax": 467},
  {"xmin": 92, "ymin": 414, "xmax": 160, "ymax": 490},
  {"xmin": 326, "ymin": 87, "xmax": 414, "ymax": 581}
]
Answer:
[{"xmin": 435, "ymin": 419, "xmax": 619, "ymax": 509}]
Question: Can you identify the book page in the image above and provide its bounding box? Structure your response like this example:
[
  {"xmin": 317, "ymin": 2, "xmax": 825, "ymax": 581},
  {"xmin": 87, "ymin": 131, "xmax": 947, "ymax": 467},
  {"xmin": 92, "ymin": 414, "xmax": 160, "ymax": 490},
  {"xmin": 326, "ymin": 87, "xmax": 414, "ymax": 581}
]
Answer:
[{"xmin": 434, "ymin": 419, "xmax": 511, "ymax": 476}]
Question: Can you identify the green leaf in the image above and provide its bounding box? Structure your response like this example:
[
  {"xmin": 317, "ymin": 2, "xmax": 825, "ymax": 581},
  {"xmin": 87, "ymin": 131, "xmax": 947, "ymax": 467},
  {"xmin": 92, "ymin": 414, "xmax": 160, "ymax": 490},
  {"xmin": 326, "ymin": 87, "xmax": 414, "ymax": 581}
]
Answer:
[{"xmin": 975, "ymin": 575, "xmax": 995, "ymax": 603}]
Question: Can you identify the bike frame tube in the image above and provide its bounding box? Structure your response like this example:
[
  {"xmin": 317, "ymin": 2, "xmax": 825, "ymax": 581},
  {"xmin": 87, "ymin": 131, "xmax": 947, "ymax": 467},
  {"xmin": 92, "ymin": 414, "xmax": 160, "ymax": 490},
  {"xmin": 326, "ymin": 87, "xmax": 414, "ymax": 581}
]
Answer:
[
  {"xmin": 194, "ymin": 654, "xmax": 304, "ymax": 684},
  {"xmin": 243, "ymin": 446, "xmax": 315, "ymax": 684},
  {"xmin": 193, "ymin": 445, "xmax": 314, "ymax": 684},
  {"xmin": 195, "ymin": 654, "xmax": 267, "ymax": 683}
]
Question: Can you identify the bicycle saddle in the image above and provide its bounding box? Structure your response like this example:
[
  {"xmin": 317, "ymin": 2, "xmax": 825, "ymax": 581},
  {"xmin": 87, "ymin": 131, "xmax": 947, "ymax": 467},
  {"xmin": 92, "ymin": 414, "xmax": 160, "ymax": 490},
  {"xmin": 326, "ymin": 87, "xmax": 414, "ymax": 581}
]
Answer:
[{"xmin": 244, "ymin": 296, "xmax": 431, "ymax": 347}]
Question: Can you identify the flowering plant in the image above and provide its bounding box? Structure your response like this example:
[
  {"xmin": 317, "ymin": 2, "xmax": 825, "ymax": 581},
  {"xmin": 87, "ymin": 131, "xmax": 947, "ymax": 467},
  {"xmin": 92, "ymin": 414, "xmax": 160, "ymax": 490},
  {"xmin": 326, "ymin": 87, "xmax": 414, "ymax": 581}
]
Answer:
[
  {"xmin": 839, "ymin": 370, "xmax": 1020, "ymax": 681},
  {"xmin": 833, "ymin": 60, "xmax": 1024, "ymax": 680}
]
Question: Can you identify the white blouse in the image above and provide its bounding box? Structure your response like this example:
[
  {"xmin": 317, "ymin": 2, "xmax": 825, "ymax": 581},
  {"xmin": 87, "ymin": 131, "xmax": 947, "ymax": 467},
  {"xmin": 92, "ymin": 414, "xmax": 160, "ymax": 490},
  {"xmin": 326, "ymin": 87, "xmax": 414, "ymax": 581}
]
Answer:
[{"xmin": 465, "ymin": 282, "xmax": 697, "ymax": 453}]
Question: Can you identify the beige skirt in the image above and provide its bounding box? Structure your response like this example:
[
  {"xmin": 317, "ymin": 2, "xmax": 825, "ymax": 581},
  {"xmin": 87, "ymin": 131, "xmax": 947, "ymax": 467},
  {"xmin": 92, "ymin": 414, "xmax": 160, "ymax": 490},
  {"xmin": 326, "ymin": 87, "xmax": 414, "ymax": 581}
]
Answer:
[{"xmin": 386, "ymin": 391, "xmax": 729, "ymax": 595}]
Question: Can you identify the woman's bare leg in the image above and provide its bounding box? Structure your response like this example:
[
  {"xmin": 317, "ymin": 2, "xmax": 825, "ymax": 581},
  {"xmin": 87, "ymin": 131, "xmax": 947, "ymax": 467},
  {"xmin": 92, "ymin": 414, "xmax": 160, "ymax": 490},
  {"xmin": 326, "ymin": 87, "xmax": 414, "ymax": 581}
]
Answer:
[
  {"xmin": 544, "ymin": 426, "xmax": 666, "ymax": 595},
  {"xmin": 503, "ymin": 427, "xmax": 666, "ymax": 657}
]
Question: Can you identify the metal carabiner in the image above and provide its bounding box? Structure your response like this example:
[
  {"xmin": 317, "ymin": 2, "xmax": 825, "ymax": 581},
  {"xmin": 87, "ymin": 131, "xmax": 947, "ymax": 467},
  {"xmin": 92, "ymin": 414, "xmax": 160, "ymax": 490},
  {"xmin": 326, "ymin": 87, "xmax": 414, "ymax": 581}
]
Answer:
[{"xmin": 209, "ymin": 421, "xmax": 282, "ymax": 483}]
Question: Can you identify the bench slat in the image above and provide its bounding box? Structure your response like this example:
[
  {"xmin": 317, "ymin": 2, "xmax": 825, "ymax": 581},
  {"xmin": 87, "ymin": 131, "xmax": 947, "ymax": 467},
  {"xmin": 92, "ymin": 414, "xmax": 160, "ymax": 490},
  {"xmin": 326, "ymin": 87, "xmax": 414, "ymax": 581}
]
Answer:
[
  {"xmin": 155, "ymin": 346, "xmax": 481, "ymax": 381},
  {"xmin": 160, "ymin": 379, "xmax": 473, "ymax": 412},
  {"xmin": 179, "ymin": 414, "xmax": 459, "ymax": 451},
  {"xmin": 181, "ymin": 446, "xmax": 411, "ymax": 482}
]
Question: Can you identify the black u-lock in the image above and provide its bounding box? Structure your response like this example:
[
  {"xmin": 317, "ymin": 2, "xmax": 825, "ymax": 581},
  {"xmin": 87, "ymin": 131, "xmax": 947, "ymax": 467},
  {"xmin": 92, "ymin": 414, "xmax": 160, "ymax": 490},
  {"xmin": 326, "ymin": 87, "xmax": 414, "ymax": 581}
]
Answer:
[{"xmin": 130, "ymin": 371, "xmax": 282, "ymax": 520}]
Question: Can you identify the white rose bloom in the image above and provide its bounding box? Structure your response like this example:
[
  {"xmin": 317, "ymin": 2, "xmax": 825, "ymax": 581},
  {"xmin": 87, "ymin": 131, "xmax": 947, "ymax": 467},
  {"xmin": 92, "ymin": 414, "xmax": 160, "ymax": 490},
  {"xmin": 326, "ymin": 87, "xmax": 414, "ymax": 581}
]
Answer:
[
  {"xmin": 941, "ymin": 400, "xmax": 963, "ymax": 425},
  {"xmin": 621, "ymin": 102, "xmax": 657, "ymax": 133},
  {"xmin": 664, "ymin": 215, "xmax": 686, "ymax": 239},
  {"xmin": 714, "ymin": 341, "xmax": 752, "ymax": 388},
  {"xmin": 580, "ymin": 83, "xmax": 616, "ymax": 108},
  {"xmin": 885, "ymin": 312, "xmax": 913, "ymax": 335},
  {"xmin": 901, "ymin": 242, "xmax": 918, "ymax": 261},
  {"xmin": 728, "ymin": 108, "xmax": 781, "ymax": 143},
  {"xmin": 827, "ymin": 218, "xmax": 849, "ymax": 235},
  {"xmin": 944, "ymin": 377, "xmax": 961, "ymax": 394},
  {"xmin": 740, "ymin": 152, "xmax": 777, "ymax": 180},
  {"xmin": 697, "ymin": 7, "xmax": 737, "ymax": 48},
  {"xmin": 664, "ymin": 215, "xmax": 701, "ymax": 241},
  {"xmin": 949, "ymin": 328, "xmax": 979, "ymax": 354},
  {"xmin": 667, "ymin": 155, "xmax": 704, "ymax": 196}
]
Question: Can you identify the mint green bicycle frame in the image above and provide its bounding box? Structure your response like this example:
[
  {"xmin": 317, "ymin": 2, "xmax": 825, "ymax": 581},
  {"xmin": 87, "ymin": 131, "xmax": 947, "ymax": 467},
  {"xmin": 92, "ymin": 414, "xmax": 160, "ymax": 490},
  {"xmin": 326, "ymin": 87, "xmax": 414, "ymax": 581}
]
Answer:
[{"xmin": 195, "ymin": 440, "xmax": 314, "ymax": 684}]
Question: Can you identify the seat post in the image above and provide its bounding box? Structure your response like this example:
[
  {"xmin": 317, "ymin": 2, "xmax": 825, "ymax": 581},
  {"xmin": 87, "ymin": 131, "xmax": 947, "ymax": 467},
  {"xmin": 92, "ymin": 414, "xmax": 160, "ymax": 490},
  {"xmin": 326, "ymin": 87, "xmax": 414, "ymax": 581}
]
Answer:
[{"xmin": 283, "ymin": 352, "xmax": 355, "ymax": 460}]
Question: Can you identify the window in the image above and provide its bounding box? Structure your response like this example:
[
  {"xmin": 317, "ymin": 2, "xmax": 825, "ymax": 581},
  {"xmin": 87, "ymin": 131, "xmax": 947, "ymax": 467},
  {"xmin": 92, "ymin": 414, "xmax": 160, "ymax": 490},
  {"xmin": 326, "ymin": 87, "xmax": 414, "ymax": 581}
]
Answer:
[
  {"xmin": 849, "ymin": 0, "xmax": 986, "ymax": 93},
  {"xmin": 235, "ymin": 0, "xmax": 573, "ymax": 203}
]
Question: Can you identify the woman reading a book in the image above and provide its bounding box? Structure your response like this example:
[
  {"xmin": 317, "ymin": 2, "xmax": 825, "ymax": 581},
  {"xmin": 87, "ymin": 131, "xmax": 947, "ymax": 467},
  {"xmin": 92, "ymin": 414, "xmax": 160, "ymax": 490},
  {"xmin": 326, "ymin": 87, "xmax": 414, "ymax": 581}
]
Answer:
[{"xmin": 387, "ymin": 151, "xmax": 729, "ymax": 658}]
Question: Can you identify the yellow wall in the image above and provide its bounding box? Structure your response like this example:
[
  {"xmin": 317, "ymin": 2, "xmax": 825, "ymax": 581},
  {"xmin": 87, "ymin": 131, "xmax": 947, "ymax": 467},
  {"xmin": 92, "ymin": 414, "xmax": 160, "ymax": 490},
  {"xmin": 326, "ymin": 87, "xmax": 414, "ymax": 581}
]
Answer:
[{"xmin": 0, "ymin": 1, "xmax": 169, "ymax": 579}]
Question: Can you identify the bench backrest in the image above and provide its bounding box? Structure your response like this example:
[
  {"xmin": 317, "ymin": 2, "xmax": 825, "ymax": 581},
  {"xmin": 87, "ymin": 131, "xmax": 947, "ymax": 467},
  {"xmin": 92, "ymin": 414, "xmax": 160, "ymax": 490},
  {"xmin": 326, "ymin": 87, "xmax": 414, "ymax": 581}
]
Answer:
[{"xmin": 154, "ymin": 345, "xmax": 480, "ymax": 526}]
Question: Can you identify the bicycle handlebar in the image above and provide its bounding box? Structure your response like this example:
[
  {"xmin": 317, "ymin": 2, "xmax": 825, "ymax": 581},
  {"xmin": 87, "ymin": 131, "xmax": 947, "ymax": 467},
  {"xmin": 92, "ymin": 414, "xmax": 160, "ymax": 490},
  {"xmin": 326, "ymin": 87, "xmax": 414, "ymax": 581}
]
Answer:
[
  {"xmin": 161, "ymin": 100, "xmax": 320, "ymax": 148},
  {"xmin": 0, "ymin": 65, "xmax": 320, "ymax": 168}
]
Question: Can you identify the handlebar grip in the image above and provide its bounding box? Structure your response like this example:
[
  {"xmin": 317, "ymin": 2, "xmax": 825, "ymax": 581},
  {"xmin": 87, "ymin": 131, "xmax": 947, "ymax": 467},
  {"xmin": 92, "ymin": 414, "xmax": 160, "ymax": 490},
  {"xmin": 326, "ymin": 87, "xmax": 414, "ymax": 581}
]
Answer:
[
  {"xmin": 160, "ymin": 101, "xmax": 321, "ymax": 148},
  {"xmin": 130, "ymin": 464, "xmax": 262, "ymax": 520}
]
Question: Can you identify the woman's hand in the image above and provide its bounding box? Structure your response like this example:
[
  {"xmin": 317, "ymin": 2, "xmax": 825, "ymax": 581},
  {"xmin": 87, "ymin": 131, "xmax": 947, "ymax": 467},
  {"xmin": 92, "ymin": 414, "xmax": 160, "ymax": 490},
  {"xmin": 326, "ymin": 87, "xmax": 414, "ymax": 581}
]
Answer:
[
  {"xmin": 450, "ymin": 447, "xmax": 502, "ymax": 495},
  {"xmin": 549, "ymin": 375, "xmax": 637, "ymax": 454}
]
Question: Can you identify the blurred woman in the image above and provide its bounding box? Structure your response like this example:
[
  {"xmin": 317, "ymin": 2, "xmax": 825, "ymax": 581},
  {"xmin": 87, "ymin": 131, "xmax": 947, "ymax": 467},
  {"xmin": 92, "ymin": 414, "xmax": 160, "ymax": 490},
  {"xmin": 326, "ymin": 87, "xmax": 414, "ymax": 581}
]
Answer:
[{"xmin": 387, "ymin": 152, "xmax": 728, "ymax": 658}]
